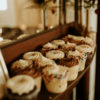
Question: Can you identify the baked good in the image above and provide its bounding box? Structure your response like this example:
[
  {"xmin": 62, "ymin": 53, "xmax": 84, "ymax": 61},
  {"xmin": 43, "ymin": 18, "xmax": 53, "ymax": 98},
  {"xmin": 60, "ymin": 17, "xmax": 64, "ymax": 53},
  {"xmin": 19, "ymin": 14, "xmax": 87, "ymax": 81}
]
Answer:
[
  {"xmin": 11, "ymin": 59, "xmax": 42, "ymax": 92},
  {"xmin": 42, "ymin": 65, "xmax": 69, "ymax": 93},
  {"xmin": 6, "ymin": 75, "xmax": 39, "ymax": 100},
  {"xmin": 0, "ymin": 39, "xmax": 12, "ymax": 47},
  {"xmin": 46, "ymin": 50, "xmax": 65, "ymax": 60},
  {"xmin": 67, "ymin": 50, "xmax": 87, "ymax": 71},
  {"xmin": 23, "ymin": 51, "xmax": 43, "ymax": 61},
  {"xmin": 59, "ymin": 57, "xmax": 79, "ymax": 81},
  {"xmin": 67, "ymin": 34, "xmax": 95, "ymax": 47},
  {"xmin": 43, "ymin": 42, "xmax": 58, "ymax": 49},
  {"xmin": 76, "ymin": 44, "xmax": 94, "ymax": 60},
  {"xmin": 51, "ymin": 40, "xmax": 65, "ymax": 46},
  {"xmin": 17, "ymin": 34, "xmax": 30, "ymax": 40}
]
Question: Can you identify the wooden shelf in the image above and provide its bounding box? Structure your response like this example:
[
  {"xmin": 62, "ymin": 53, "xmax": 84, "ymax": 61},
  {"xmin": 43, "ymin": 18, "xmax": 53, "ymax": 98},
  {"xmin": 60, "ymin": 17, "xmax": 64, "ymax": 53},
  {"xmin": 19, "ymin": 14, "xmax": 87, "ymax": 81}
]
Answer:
[{"xmin": 1, "ymin": 22, "xmax": 95, "ymax": 100}]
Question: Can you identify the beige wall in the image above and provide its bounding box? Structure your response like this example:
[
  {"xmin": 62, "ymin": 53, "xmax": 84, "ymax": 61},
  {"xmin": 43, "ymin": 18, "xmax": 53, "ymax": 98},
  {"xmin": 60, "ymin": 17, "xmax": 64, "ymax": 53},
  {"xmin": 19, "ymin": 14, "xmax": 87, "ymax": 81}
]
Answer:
[{"xmin": 0, "ymin": 0, "xmax": 17, "ymax": 27}]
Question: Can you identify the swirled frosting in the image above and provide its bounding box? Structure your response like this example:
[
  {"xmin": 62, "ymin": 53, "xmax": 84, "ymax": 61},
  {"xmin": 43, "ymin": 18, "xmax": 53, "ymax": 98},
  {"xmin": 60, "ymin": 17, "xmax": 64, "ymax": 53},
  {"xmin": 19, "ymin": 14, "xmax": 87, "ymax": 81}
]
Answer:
[
  {"xmin": 76, "ymin": 44, "xmax": 93, "ymax": 53},
  {"xmin": 38, "ymin": 56, "xmax": 56, "ymax": 67},
  {"xmin": 51, "ymin": 40, "xmax": 65, "ymax": 46},
  {"xmin": 0, "ymin": 39, "xmax": 12, "ymax": 46},
  {"xmin": 23, "ymin": 52, "xmax": 43, "ymax": 61},
  {"xmin": 68, "ymin": 34, "xmax": 84, "ymax": 41},
  {"xmin": 11, "ymin": 59, "xmax": 33, "ymax": 70},
  {"xmin": 43, "ymin": 42, "xmax": 58, "ymax": 49},
  {"xmin": 42, "ymin": 64, "xmax": 59, "ymax": 75},
  {"xmin": 46, "ymin": 50, "xmax": 65, "ymax": 59},
  {"xmin": 6, "ymin": 75, "xmax": 35, "ymax": 95}
]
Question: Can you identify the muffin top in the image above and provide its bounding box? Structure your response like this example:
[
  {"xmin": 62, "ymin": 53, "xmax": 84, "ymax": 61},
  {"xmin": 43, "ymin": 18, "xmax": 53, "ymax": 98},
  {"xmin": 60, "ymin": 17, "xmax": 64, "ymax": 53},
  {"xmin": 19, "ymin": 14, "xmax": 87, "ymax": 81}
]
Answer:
[
  {"xmin": 42, "ymin": 64, "xmax": 59, "ymax": 75},
  {"xmin": 11, "ymin": 59, "xmax": 33, "ymax": 70},
  {"xmin": 51, "ymin": 40, "xmax": 65, "ymax": 46},
  {"xmin": 43, "ymin": 65, "xmax": 69, "ymax": 80},
  {"xmin": 0, "ymin": 39, "xmax": 12, "ymax": 46},
  {"xmin": 23, "ymin": 51, "xmax": 43, "ymax": 61},
  {"xmin": 76, "ymin": 44, "xmax": 93, "ymax": 53},
  {"xmin": 59, "ymin": 57, "xmax": 79, "ymax": 67},
  {"xmin": 46, "ymin": 50, "xmax": 65, "ymax": 60},
  {"xmin": 68, "ymin": 34, "xmax": 84, "ymax": 41},
  {"xmin": 43, "ymin": 42, "xmax": 58, "ymax": 49},
  {"xmin": 37, "ymin": 56, "xmax": 56, "ymax": 67},
  {"xmin": 6, "ymin": 75, "xmax": 35, "ymax": 95}
]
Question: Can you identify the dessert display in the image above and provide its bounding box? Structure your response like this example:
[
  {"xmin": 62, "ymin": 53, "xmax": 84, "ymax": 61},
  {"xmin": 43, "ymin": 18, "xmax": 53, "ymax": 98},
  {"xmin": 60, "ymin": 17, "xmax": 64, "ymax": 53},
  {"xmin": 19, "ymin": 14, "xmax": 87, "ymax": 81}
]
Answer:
[
  {"xmin": 6, "ymin": 75, "xmax": 39, "ymax": 100},
  {"xmin": 3, "ymin": 33, "xmax": 95, "ymax": 99}
]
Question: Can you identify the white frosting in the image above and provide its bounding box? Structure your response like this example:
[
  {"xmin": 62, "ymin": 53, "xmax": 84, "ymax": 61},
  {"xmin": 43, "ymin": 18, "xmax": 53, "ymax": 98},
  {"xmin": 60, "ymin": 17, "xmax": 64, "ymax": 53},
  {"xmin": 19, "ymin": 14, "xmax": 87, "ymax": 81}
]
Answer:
[
  {"xmin": 17, "ymin": 34, "xmax": 30, "ymax": 40},
  {"xmin": 76, "ymin": 45, "xmax": 93, "ymax": 53},
  {"xmin": 0, "ymin": 39, "xmax": 12, "ymax": 46},
  {"xmin": 6, "ymin": 75, "xmax": 35, "ymax": 95},
  {"xmin": 12, "ymin": 59, "xmax": 32, "ymax": 70},
  {"xmin": 68, "ymin": 34, "xmax": 84, "ymax": 41},
  {"xmin": 23, "ymin": 51, "xmax": 43, "ymax": 61},
  {"xmin": 51, "ymin": 40, "xmax": 65, "ymax": 46},
  {"xmin": 62, "ymin": 42, "xmax": 76, "ymax": 48},
  {"xmin": 43, "ymin": 64, "xmax": 59, "ymax": 75},
  {"xmin": 67, "ymin": 50, "xmax": 80, "ymax": 57},
  {"xmin": 38, "ymin": 56, "xmax": 55, "ymax": 66},
  {"xmin": 43, "ymin": 42, "xmax": 58, "ymax": 49},
  {"xmin": 46, "ymin": 50, "xmax": 65, "ymax": 59}
]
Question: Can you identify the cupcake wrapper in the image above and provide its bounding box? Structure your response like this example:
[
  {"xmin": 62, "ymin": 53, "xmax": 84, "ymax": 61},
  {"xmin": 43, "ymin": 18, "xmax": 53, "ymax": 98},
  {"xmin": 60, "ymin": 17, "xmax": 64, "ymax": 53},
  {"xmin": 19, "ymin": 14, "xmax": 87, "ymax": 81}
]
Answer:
[
  {"xmin": 68, "ymin": 65, "xmax": 79, "ymax": 81},
  {"xmin": 43, "ymin": 77, "xmax": 68, "ymax": 94},
  {"xmin": 6, "ymin": 87, "xmax": 38, "ymax": 100}
]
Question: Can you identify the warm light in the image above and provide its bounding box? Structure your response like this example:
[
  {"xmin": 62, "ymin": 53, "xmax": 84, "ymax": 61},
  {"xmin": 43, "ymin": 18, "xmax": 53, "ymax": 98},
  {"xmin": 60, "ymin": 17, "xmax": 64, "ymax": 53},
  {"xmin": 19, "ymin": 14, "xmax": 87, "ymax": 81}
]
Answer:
[
  {"xmin": 36, "ymin": 30, "xmax": 40, "ymax": 33},
  {"xmin": 0, "ymin": 37, "xmax": 3, "ymax": 42},
  {"xmin": 0, "ymin": 0, "xmax": 7, "ymax": 11},
  {"xmin": 50, "ymin": 26, "xmax": 54, "ymax": 29}
]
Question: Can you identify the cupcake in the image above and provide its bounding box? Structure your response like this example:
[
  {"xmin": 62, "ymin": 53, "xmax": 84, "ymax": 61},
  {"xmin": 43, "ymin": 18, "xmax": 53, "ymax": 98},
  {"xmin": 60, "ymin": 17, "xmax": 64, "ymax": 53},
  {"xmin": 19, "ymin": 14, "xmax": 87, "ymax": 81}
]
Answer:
[
  {"xmin": 6, "ymin": 75, "xmax": 39, "ymax": 100},
  {"xmin": 23, "ymin": 52, "xmax": 43, "ymax": 61},
  {"xmin": 59, "ymin": 57, "xmax": 79, "ymax": 81},
  {"xmin": 76, "ymin": 44, "xmax": 94, "ymax": 60},
  {"xmin": 46, "ymin": 50, "xmax": 65, "ymax": 60},
  {"xmin": 67, "ymin": 50, "xmax": 87, "ymax": 71},
  {"xmin": 51, "ymin": 40, "xmax": 65, "ymax": 46},
  {"xmin": 11, "ymin": 59, "xmax": 42, "ymax": 92},
  {"xmin": 42, "ymin": 65, "xmax": 69, "ymax": 93}
]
